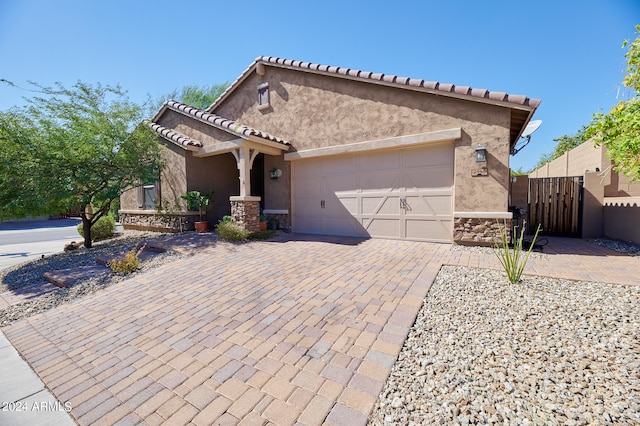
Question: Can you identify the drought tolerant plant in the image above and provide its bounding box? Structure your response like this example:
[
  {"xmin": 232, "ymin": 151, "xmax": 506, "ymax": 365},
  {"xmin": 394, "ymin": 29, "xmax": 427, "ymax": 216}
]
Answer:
[
  {"xmin": 215, "ymin": 216, "xmax": 251, "ymax": 242},
  {"xmin": 0, "ymin": 81, "xmax": 164, "ymax": 248},
  {"xmin": 107, "ymin": 245, "xmax": 145, "ymax": 274},
  {"xmin": 493, "ymin": 220, "xmax": 541, "ymax": 284}
]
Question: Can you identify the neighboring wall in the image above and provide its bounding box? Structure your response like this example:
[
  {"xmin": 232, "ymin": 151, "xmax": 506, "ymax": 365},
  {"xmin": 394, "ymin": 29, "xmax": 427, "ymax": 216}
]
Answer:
[
  {"xmin": 610, "ymin": 172, "xmax": 640, "ymax": 197},
  {"xmin": 603, "ymin": 197, "xmax": 640, "ymax": 244},
  {"xmin": 529, "ymin": 142, "xmax": 606, "ymax": 179},
  {"xmin": 529, "ymin": 141, "xmax": 640, "ymax": 244},
  {"xmin": 509, "ymin": 176, "xmax": 529, "ymax": 209}
]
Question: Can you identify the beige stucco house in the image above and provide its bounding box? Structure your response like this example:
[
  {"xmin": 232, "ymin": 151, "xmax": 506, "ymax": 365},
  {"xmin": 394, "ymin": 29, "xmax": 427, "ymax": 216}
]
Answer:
[{"xmin": 120, "ymin": 56, "xmax": 541, "ymax": 244}]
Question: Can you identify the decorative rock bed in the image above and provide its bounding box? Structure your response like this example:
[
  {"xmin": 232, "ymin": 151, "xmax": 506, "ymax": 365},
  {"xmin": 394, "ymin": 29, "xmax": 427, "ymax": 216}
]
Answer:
[{"xmin": 370, "ymin": 240, "xmax": 640, "ymax": 425}]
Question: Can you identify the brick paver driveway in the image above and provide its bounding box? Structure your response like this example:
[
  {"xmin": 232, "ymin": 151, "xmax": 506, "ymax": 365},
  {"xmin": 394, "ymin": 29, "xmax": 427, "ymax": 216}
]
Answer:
[
  {"xmin": 3, "ymin": 234, "xmax": 637, "ymax": 425},
  {"xmin": 3, "ymin": 235, "xmax": 447, "ymax": 425}
]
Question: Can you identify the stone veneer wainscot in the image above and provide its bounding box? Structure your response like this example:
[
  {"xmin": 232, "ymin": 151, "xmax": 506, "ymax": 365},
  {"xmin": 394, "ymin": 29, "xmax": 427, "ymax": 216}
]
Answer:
[
  {"xmin": 453, "ymin": 212, "xmax": 513, "ymax": 245},
  {"xmin": 230, "ymin": 196, "xmax": 261, "ymax": 233},
  {"xmin": 119, "ymin": 210, "xmax": 201, "ymax": 232}
]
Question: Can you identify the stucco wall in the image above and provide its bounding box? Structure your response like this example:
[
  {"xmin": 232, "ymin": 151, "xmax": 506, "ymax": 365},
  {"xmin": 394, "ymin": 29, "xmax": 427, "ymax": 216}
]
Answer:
[
  {"xmin": 613, "ymin": 173, "xmax": 640, "ymax": 197},
  {"xmin": 509, "ymin": 176, "xmax": 529, "ymax": 209},
  {"xmin": 159, "ymin": 142, "xmax": 188, "ymax": 210},
  {"xmin": 213, "ymin": 66, "xmax": 513, "ymax": 214},
  {"xmin": 185, "ymin": 153, "xmax": 238, "ymax": 223},
  {"xmin": 582, "ymin": 172, "xmax": 604, "ymax": 238},
  {"xmin": 263, "ymin": 154, "xmax": 290, "ymax": 211},
  {"xmin": 529, "ymin": 142, "xmax": 605, "ymax": 178},
  {"xmin": 603, "ymin": 197, "xmax": 640, "ymax": 244},
  {"xmin": 120, "ymin": 140, "xmax": 187, "ymax": 212},
  {"xmin": 120, "ymin": 187, "xmax": 138, "ymax": 211}
]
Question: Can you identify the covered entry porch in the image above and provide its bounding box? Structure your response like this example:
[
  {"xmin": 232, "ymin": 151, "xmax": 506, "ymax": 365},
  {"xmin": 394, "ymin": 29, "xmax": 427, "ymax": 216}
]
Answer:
[{"xmin": 121, "ymin": 101, "xmax": 290, "ymax": 233}]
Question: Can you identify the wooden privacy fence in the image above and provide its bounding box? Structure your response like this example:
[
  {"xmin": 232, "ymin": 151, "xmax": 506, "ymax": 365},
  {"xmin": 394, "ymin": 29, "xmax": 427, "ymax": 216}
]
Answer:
[{"xmin": 528, "ymin": 176, "xmax": 583, "ymax": 237}]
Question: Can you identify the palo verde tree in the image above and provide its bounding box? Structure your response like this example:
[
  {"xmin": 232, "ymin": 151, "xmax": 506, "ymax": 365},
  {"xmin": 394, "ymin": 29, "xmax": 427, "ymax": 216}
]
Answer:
[
  {"xmin": 587, "ymin": 25, "xmax": 640, "ymax": 181},
  {"xmin": 155, "ymin": 82, "xmax": 229, "ymax": 110},
  {"xmin": 0, "ymin": 81, "xmax": 164, "ymax": 248}
]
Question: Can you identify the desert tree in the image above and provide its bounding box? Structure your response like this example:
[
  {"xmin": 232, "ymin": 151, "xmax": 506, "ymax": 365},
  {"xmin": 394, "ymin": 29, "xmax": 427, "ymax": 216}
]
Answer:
[{"xmin": 0, "ymin": 81, "xmax": 164, "ymax": 248}]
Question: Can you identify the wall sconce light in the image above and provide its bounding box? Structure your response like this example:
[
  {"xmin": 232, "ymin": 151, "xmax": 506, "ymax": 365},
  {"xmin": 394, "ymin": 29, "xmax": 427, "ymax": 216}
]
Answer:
[
  {"xmin": 270, "ymin": 168, "xmax": 282, "ymax": 179},
  {"xmin": 475, "ymin": 146, "xmax": 487, "ymax": 163}
]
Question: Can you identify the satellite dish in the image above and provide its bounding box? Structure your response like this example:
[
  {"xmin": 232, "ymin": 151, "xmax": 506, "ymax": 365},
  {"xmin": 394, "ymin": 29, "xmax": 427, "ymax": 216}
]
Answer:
[
  {"xmin": 521, "ymin": 119, "xmax": 542, "ymax": 138},
  {"xmin": 511, "ymin": 119, "xmax": 542, "ymax": 155}
]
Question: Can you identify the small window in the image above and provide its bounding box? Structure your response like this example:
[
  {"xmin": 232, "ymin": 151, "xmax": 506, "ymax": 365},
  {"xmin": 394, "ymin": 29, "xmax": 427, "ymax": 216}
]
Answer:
[
  {"xmin": 143, "ymin": 184, "xmax": 155, "ymax": 210},
  {"xmin": 257, "ymin": 82, "xmax": 270, "ymax": 110}
]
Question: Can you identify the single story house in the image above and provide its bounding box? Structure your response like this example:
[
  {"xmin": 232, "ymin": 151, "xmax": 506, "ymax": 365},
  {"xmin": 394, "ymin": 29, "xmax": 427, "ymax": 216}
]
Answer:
[{"xmin": 120, "ymin": 56, "xmax": 541, "ymax": 244}]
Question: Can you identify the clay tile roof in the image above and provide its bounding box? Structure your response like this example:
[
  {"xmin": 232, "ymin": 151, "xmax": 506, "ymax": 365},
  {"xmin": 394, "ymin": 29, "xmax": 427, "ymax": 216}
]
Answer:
[
  {"xmin": 146, "ymin": 121, "xmax": 202, "ymax": 149},
  {"xmin": 470, "ymin": 88, "xmax": 488, "ymax": 98},
  {"xmin": 206, "ymin": 55, "xmax": 541, "ymax": 113},
  {"xmin": 259, "ymin": 56, "xmax": 541, "ymax": 106},
  {"xmin": 488, "ymin": 91, "xmax": 507, "ymax": 101},
  {"xmin": 506, "ymin": 94, "xmax": 527, "ymax": 105},
  {"xmin": 159, "ymin": 100, "xmax": 290, "ymax": 145},
  {"xmin": 438, "ymin": 83, "xmax": 454, "ymax": 92}
]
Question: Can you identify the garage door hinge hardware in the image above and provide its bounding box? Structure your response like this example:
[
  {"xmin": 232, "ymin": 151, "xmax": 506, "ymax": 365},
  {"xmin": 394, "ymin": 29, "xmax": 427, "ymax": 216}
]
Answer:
[{"xmin": 400, "ymin": 198, "xmax": 412, "ymax": 211}]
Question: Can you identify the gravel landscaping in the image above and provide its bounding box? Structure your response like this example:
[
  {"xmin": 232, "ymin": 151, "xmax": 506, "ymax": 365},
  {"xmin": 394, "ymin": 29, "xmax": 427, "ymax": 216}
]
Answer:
[
  {"xmin": 370, "ymin": 263, "xmax": 640, "ymax": 425},
  {"xmin": 588, "ymin": 238, "xmax": 640, "ymax": 256},
  {"xmin": 0, "ymin": 231, "xmax": 183, "ymax": 326}
]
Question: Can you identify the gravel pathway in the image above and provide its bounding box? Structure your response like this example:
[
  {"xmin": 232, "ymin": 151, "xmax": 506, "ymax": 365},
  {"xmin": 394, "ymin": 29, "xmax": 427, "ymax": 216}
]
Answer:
[
  {"xmin": 370, "ymin": 266, "xmax": 640, "ymax": 425},
  {"xmin": 0, "ymin": 232, "xmax": 183, "ymax": 326}
]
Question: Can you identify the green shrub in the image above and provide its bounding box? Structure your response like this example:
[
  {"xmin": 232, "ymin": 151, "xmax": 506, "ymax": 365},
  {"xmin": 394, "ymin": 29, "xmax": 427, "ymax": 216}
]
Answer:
[
  {"xmin": 248, "ymin": 230, "xmax": 276, "ymax": 241},
  {"xmin": 215, "ymin": 220, "xmax": 251, "ymax": 242},
  {"xmin": 108, "ymin": 245, "xmax": 144, "ymax": 274},
  {"xmin": 76, "ymin": 215, "xmax": 116, "ymax": 241},
  {"xmin": 493, "ymin": 220, "xmax": 541, "ymax": 284}
]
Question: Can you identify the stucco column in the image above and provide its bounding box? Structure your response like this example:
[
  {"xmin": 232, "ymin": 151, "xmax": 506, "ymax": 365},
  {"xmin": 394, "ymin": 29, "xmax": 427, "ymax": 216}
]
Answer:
[
  {"xmin": 230, "ymin": 146, "xmax": 261, "ymax": 232},
  {"xmin": 236, "ymin": 146, "xmax": 256, "ymax": 198}
]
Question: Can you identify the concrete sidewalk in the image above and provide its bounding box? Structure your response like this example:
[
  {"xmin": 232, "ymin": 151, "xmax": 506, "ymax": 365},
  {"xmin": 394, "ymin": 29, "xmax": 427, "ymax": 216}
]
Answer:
[{"xmin": 0, "ymin": 219, "xmax": 80, "ymax": 425}]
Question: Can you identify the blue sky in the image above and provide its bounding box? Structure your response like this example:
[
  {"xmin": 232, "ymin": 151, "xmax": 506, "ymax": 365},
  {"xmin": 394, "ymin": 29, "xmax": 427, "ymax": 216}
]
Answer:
[{"xmin": 1, "ymin": 1, "xmax": 638, "ymax": 171}]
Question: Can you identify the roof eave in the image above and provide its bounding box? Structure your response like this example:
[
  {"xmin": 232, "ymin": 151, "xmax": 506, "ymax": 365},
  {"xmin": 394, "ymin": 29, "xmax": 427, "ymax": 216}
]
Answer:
[{"xmin": 165, "ymin": 100, "xmax": 291, "ymax": 147}]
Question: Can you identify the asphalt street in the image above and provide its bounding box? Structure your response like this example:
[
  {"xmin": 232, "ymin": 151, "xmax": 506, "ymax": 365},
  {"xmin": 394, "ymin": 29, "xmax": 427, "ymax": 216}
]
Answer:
[{"xmin": 0, "ymin": 218, "xmax": 82, "ymax": 271}]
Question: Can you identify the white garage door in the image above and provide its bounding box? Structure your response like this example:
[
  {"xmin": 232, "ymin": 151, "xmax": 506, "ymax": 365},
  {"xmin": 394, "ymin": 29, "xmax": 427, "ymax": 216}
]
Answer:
[{"xmin": 292, "ymin": 142, "xmax": 454, "ymax": 242}]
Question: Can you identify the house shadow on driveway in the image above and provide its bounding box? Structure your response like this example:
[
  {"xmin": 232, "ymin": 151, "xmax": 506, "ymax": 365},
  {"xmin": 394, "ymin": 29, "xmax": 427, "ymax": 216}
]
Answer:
[{"xmin": 266, "ymin": 232, "xmax": 369, "ymax": 247}]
